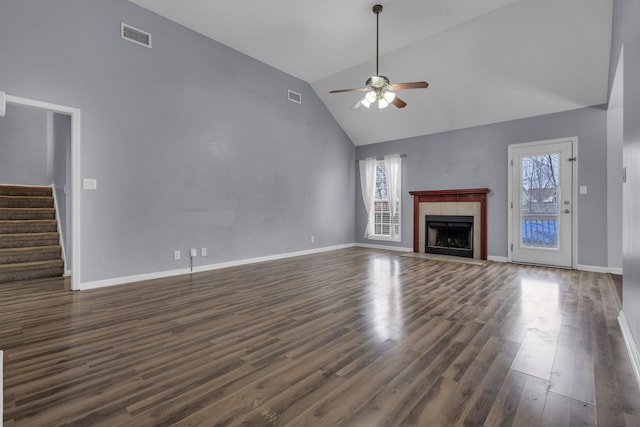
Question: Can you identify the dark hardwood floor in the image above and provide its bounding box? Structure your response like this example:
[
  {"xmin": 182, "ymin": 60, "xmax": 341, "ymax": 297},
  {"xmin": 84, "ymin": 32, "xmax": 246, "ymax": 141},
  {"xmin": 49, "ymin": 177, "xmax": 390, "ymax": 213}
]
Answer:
[{"xmin": 2, "ymin": 248, "xmax": 639, "ymax": 426}]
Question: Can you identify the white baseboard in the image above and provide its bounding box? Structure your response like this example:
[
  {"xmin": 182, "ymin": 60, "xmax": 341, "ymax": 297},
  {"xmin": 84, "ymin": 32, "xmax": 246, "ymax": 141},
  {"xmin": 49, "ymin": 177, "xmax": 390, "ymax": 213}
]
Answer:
[
  {"xmin": 192, "ymin": 243, "xmax": 355, "ymax": 274},
  {"xmin": 577, "ymin": 264, "xmax": 623, "ymax": 274},
  {"xmin": 619, "ymin": 311, "xmax": 640, "ymax": 390},
  {"xmin": 488, "ymin": 255, "xmax": 508, "ymax": 263},
  {"xmin": 354, "ymin": 242, "xmax": 413, "ymax": 252},
  {"xmin": 80, "ymin": 267, "xmax": 192, "ymax": 290},
  {"xmin": 78, "ymin": 243, "xmax": 356, "ymax": 290}
]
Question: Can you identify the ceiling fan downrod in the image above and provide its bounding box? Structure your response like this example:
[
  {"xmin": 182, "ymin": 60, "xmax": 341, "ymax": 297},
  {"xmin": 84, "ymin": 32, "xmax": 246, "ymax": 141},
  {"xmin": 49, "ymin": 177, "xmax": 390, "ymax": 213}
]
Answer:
[{"xmin": 373, "ymin": 4, "xmax": 382, "ymax": 77}]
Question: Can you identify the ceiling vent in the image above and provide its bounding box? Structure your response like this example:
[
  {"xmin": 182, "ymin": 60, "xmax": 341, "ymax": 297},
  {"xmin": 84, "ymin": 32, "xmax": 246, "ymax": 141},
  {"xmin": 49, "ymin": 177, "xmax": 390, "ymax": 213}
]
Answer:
[
  {"xmin": 288, "ymin": 90, "xmax": 302, "ymax": 104},
  {"xmin": 121, "ymin": 23, "xmax": 152, "ymax": 48}
]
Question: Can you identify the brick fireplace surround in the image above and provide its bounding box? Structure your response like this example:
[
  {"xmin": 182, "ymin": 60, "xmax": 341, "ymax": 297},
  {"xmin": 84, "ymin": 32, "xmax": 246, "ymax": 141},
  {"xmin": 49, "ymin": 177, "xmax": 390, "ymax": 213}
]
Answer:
[{"xmin": 409, "ymin": 188, "xmax": 490, "ymax": 260}]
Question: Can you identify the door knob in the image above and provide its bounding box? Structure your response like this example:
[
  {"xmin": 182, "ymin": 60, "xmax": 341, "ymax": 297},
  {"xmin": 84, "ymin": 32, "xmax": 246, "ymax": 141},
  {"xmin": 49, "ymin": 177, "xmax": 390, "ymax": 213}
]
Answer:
[{"xmin": 564, "ymin": 209, "xmax": 570, "ymax": 214}]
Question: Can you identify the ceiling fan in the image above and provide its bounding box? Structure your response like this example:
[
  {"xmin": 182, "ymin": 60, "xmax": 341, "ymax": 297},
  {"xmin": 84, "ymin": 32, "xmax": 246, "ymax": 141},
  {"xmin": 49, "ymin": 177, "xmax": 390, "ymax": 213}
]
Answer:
[{"xmin": 330, "ymin": 4, "xmax": 429, "ymax": 110}]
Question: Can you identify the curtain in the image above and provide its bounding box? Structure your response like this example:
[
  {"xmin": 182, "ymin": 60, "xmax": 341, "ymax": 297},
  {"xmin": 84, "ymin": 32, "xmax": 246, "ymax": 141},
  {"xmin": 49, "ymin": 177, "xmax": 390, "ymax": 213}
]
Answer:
[
  {"xmin": 359, "ymin": 158, "xmax": 377, "ymax": 238},
  {"xmin": 383, "ymin": 155, "xmax": 401, "ymax": 238}
]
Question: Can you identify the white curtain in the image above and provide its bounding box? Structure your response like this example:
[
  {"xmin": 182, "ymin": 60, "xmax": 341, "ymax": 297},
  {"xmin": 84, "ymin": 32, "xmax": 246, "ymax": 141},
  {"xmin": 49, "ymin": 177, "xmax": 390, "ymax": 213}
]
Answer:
[
  {"xmin": 383, "ymin": 155, "xmax": 401, "ymax": 238},
  {"xmin": 359, "ymin": 158, "xmax": 377, "ymax": 238}
]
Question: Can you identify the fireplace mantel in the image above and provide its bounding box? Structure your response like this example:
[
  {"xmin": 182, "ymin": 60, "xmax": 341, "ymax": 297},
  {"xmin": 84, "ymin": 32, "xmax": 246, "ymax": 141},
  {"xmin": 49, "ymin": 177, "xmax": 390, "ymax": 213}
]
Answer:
[{"xmin": 409, "ymin": 188, "xmax": 490, "ymax": 259}]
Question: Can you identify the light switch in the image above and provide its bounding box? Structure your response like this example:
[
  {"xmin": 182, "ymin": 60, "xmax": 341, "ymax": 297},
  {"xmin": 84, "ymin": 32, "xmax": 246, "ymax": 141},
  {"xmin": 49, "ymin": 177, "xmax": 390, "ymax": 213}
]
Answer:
[
  {"xmin": 579, "ymin": 186, "xmax": 588, "ymax": 195},
  {"xmin": 83, "ymin": 178, "xmax": 97, "ymax": 190}
]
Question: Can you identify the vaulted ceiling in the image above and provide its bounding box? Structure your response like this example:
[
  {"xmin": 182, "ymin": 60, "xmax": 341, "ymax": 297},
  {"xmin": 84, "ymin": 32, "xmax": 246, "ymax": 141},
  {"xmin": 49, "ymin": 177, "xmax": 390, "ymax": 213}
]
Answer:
[{"xmin": 128, "ymin": 0, "xmax": 613, "ymax": 146}]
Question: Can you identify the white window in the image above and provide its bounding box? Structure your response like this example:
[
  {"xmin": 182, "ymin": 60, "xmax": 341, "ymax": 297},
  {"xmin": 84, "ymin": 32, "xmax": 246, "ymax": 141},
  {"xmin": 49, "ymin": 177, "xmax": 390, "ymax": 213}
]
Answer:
[
  {"xmin": 359, "ymin": 156, "xmax": 402, "ymax": 241},
  {"xmin": 373, "ymin": 160, "xmax": 400, "ymax": 239}
]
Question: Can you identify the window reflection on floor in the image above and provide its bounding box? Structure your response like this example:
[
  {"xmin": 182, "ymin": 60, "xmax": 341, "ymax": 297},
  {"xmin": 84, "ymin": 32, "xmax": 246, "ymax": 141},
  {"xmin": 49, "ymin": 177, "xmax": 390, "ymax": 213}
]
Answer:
[
  {"xmin": 367, "ymin": 257, "xmax": 404, "ymax": 341},
  {"xmin": 518, "ymin": 277, "xmax": 562, "ymax": 314},
  {"xmin": 511, "ymin": 276, "xmax": 565, "ymax": 381}
]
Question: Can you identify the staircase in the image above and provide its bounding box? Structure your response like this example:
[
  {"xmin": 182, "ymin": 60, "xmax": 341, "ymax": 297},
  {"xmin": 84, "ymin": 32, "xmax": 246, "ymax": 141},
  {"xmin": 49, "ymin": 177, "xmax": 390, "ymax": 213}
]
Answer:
[{"xmin": 0, "ymin": 185, "xmax": 64, "ymax": 283}]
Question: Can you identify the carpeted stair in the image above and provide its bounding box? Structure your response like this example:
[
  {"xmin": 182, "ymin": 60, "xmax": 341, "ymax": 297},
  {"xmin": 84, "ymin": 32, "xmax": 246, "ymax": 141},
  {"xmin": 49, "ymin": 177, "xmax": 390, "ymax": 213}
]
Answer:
[{"xmin": 0, "ymin": 185, "xmax": 64, "ymax": 282}]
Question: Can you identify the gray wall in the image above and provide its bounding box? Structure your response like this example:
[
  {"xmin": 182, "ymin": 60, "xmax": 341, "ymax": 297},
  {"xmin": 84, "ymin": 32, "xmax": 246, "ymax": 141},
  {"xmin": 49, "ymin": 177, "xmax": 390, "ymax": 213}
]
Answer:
[
  {"xmin": 355, "ymin": 106, "xmax": 608, "ymax": 267},
  {"xmin": 0, "ymin": 104, "xmax": 49, "ymax": 185},
  {"xmin": 0, "ymin": 0, "xmax": 355, "ymax": 284},
  {"xmin": 611, "ymin": 0, "xmax": 640, "ymax": 350}
]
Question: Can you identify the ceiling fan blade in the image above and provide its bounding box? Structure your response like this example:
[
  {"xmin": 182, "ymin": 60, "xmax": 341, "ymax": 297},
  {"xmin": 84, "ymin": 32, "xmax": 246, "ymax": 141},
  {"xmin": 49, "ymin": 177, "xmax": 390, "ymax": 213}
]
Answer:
[
  {"xmin": 391, "ymin": 96, "xmax": 407, "ymax": 109},
  {"xmin": 391, "ymin": 81, "xmax": 429, "ymax": 90},
  {"xmin": 330, "ymin": 87, "xmax": 368, "ymax": 94}
]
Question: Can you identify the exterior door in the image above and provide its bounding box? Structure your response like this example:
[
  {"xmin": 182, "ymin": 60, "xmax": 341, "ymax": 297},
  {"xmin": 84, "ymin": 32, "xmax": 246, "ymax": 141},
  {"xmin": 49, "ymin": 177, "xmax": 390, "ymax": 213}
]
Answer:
[{"xmin": 509, "ymin": 139, "xmax": 575, "ymax": 268}]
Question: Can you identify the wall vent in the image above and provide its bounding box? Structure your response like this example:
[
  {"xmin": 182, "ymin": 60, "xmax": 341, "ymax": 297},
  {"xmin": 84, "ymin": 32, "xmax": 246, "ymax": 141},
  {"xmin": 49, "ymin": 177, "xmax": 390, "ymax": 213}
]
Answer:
[
  {"xmin": 288, "ymin": 90, "xmax": 302, "ymax": 104},
  {"xmin": 121, "ymin": 23, "xmax": 152, "ymax": 48}
]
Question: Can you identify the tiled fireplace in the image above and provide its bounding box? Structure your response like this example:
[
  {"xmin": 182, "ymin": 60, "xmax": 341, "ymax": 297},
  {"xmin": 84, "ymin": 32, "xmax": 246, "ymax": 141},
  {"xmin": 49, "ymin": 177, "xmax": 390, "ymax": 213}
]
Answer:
[{"xmin": 409, "ymin": 188, "xmax": 490, "ymax": 260}]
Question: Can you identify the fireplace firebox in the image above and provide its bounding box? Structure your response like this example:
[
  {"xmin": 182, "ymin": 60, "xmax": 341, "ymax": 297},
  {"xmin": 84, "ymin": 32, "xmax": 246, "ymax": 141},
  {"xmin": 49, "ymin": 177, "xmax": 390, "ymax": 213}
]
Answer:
[{"xmin": 425, "ymin": 215, "xmax": 474, "ymax": 258}]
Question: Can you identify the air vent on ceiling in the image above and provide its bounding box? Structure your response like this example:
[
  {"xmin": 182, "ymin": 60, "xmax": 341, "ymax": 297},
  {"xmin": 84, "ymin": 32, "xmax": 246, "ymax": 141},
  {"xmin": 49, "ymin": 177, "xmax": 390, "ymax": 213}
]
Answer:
[
  {"xmin": 121, "ymin": 23, "xmax": 152, "ymax": 48},
  {"xmin": 288, "ymin": 90, "xmax": 302, "ymax": 104}
]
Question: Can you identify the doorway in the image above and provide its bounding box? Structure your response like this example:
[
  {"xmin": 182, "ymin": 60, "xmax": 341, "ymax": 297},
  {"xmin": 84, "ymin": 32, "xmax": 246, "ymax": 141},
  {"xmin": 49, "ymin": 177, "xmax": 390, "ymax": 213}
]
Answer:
[
  {"xmin": 508, "ymin": 138, "xmax": 577, "ymax": 268},
  {"xmin": 3, "ymin": 92, "xmax": 81, "ymax": 290}
]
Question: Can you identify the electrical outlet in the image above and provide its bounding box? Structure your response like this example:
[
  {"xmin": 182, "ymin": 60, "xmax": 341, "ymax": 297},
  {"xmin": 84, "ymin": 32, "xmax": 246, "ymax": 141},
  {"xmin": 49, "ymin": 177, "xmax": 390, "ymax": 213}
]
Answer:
[
  {"xmin": 190, "ymin": 248, "xmax": 197, "ymax": 257},
  {"xmin": 173, "ymin": 250, "xmax": 181, "ymax": 260},
  {"xmin": 201, "ymin": 247, "xmax": 207, "ymax": 256},
  {"xmin": 311, "ymin": 235, "xmax": 315, "ymax": 243}
]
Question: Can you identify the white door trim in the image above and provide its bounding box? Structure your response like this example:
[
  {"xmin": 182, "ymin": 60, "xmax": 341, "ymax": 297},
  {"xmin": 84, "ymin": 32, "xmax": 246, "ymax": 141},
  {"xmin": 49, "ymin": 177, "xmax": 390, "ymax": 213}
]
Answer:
[
  {"xmin": 4, "ymin": 94, "xmax": 82, "ymax": 290},
  {"xmin": 507, "ymin": 137, "xmax": 578, "ymax": 269}
]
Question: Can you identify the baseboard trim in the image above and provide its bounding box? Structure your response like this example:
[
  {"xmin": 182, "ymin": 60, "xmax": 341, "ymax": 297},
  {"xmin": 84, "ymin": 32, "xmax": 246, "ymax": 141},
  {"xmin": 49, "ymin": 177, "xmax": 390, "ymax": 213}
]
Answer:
[
  {"xmin": 619, "ymin": 311, "xmax": 640, "ymax": 390},
  {"xmin": 488, "ymin": 256, "xmax": 508, "ymax": 263},
  {"xmin": 78, "ymin": 243, "xmax": 356, "ymax": 290},
  {"xmin": 80, "ymin": 267, "xmax": 192, "ymax": 290},
  {"xmin": 354, "ymin": 242, "xmax": 413, "ymax": 252},
  {"xmin": 192, "ymin": 243, "xmax": 355, "ymax": 274},
  {"xmin": 577, "ymin": 264, "xmax": 623, "ymax": 274}
]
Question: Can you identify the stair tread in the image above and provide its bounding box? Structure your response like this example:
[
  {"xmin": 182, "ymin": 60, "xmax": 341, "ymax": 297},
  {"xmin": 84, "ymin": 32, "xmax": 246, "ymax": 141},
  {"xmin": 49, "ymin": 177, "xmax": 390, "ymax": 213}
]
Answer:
[
  {"xmin": 0, "ymin": 219, "xmax": 57, "ymax": 223},
  {"xmin": 0, "ymin": 196, "xmax": 55, "ymax": 208},
  {"xmin": 0, "ymin": 185, "xmax": 52, "ymax": 197},
  {"xmin": 0, "ymin": 259, "xmax": 64, "ymax": 268},
  {"xmin": 0, "ymin": 207, "xmax": 55, "ymax": 210},
  {"xmin": 0, "ymin": 195, "xmax": 53, "ymax": 199},
  {"xmin": 0, "ymin": 245, "xmax": 61, "ymax": 253},
  {"xmin": 0, "ymin": 184, "xmax": 51, "ymax": 188},
  {"xmin": 1, "ymin": 232, "xmax": 59, "ymax": 238}
]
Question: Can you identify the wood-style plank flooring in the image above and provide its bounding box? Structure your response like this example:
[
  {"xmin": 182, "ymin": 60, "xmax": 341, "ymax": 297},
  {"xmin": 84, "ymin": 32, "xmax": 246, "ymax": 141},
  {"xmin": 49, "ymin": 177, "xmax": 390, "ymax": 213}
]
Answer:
[{"xmin": 2, "ymin": 248, "xmax": 639, "ymax": 426}]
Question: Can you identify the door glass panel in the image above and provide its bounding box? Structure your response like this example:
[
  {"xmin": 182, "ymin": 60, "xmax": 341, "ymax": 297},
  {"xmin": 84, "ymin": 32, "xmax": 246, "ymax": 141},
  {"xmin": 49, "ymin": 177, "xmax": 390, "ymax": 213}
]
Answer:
[{"xmin": 520, "ymin": 153, "xmax": 560, "ymax": 248}]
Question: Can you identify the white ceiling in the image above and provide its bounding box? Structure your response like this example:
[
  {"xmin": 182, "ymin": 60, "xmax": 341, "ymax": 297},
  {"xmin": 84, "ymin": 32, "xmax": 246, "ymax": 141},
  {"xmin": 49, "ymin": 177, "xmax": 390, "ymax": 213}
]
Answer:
[{"xmin": 129, "ymin": 0, "xmax": 613, "ymax": 146}]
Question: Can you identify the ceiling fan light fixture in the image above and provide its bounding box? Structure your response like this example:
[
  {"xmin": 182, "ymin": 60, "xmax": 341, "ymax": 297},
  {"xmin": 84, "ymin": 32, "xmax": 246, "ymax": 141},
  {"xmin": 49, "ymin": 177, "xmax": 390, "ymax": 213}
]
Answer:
[
  {"xmin": 383, "ymin": 91, "xmax": 396, "ymax": 103},
  {"xmin": 360, "ymin": 96, "xmax": 372, "ymax": 108},
  {"xmin": 378, "ymin": 98, "xmax": 390, "ymax": 109},
  {"xmin": 365, "ymin": 90, "xmax": 377, "ymax": 103},
  {"xmin": 368, "ymin": 75, "xmax": 388, "ymax": 88}
]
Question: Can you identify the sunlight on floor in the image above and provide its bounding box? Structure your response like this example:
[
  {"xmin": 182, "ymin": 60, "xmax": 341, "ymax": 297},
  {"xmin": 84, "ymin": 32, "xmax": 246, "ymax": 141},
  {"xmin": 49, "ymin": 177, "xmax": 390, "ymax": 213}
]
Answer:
[{"xmin": 368, "ymin": 257, "xmax": 404, "ymax": 341}]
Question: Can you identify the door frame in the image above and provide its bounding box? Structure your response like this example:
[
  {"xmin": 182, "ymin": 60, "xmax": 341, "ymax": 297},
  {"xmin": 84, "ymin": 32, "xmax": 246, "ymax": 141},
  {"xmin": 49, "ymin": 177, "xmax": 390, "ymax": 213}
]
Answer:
[
  {"xmin": 507, "ymin": 137, "xmax": 578, "ymax": 269},
  {"xmin": 4, "ymin": 93, "xmax": 82, "ymax": 290}
]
